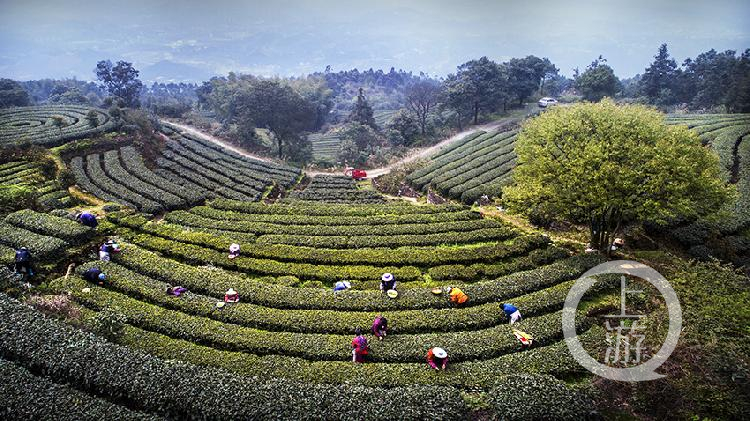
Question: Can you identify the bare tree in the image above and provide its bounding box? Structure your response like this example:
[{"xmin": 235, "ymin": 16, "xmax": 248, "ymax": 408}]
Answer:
[{"xmin": 405, "ymin": 80, "xmax": 439, "ymax": 134}]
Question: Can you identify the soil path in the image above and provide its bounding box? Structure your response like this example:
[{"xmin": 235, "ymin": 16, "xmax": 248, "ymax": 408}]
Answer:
[
  {"xmin": 165, "ymin": 107, "xmax": 532, "ymax": 178},
  {"xmin": 308, "ymin": 117, "xmax": 521, "ymax": 177},
  {"xmin": 165, "ymin": 121, "xmax": 275, "ymax": 163}
]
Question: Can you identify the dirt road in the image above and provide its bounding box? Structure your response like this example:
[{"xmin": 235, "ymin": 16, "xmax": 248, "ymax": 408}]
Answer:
[
  {"xmin": 165, "ymin": 110, "xmax": 529, "ymax": 178},
  {"xmin": 164, "ymin": 121, "xmax": 275, "ymax": 163}
]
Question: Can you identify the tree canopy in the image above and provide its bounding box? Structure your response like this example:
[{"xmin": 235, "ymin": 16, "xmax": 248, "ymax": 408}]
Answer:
[
  {"xmin": 0, "ymin": 79, "xmax": 31, "ymax": 108},
  {"xmin": 574, "ymin": 57, "xmax": 620, "ymax": 101},
  {"xmin": 347, "ymin": 87, "xmax": 376, "ymax": 129},
  {"xmin": 233, "ymin": 79, "xmax": 316, "ymax": 159},
  {"xmin": 503, "ymin": 100, "xmax": 731, "ymax": 251},
  {"xmin": 95, "ymin": 60, "xmax": 143, "ymax": 108}
]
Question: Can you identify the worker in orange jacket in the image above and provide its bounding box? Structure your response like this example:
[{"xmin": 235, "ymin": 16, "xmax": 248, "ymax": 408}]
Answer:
[{"xmin": 447, "ymin": 287, "xmax": 468, "ymax": 306}]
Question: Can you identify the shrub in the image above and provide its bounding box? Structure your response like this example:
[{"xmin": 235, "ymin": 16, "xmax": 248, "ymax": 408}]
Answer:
[
  {"xmin": 4, "ymin": 209, "xmax": 93, "ymax": 244},
  {"xmin": 0, "ymin": 293, "xmax": 468, "ymax": 420},
  {"xmin": 487, "ymin": 375, "xmax": 596, "ymax": 420},
  {"xmin": 0, "ymin": 358, "xmax": 156, "ymax": 420},
  {"xmin": 88, "ymin": 306, "xmax": 127, "ymax": 340},
  {"xmin": 0, "ymin": 222, "xmax": 67, "ymax": 258},
  {"xmin": 87, "ymin": 244, "xmax": 604, "ymax": 312},
  {"xmin": 27, "ymin": 294, "xmax": 81, "ymax": 320}
]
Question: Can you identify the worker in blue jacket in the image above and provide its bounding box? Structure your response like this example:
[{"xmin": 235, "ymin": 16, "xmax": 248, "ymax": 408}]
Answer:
[
  {"xmin": 76, "ymin": 211, "xmax": 98, "ymax": 228},
  {"xmin": 503, "ymin": 303, "xmax": 523, "ymax": 324},
  {"xmin": 14, "ymin": 247, "xmax": 34, "ymax": 276}
]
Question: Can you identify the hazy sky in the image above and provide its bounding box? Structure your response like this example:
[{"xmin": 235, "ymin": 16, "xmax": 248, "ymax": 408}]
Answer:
[{"xmin": 1, "ymin": 0, "xmax": 748, "ymax": 82}]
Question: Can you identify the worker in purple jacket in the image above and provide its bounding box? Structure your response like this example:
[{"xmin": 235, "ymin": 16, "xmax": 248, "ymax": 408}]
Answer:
[{"xmin": 372, "ymin": 315, "xmax": 388, "ymax": 341}]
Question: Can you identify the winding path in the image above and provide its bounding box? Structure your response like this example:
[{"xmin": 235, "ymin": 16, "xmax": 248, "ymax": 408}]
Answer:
[{"xmin": 165, "ymin": 111, "xmax": 530, "ymax": 178}]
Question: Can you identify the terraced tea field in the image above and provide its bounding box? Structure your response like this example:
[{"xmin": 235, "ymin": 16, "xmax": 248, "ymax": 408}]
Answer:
[
  {"xmin": 0, "ymin": 160, "xmax": 73, "ymax": 210},
  {"xmin": 0, "ymin": 105, "xmax": 115, "ymax": 147},
  {"xmin": 69, "ymin": 125, "xmax": 301, "ymax": 211},
  {"xmin": 46, "ymin": 200, "xmax": 610, "ymax": 393},
  {"xmin": 408, "ymin": 129, "xmax": 518, "ymax": 203},
  {"xmin": 666, "ymin": 114, "xmax": 750, "ymax": 265},
  {"xmin": 309, "ymin": 132, "xmax": 343, "ymax": 163},
  {"xmin": 286, "ymin": 175, "xmax": 385, "ymax": 203}
]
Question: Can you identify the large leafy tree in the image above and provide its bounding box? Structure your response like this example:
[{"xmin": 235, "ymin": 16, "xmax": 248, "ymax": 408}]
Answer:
[
  {"xmin": 574, "ymin": 57, "xmax": 620, "ymax": 101},
  {"xmin": 234, "ymin": 79, "xmax": 316, "ymax": 159},
  {"xmin": 503, "ymin": 100, "xmax": 731, "ymax": 252},
  {"xmin": 506, "ymin": 55, "xmax": 558, "ymax": 105},
  {"xmin": 639, "ymin": 44, "xmax": 679, "ymax": 105},
  {"xmin": 95, "ymin": 60, "xmax": 143, "ymax": 108},
  {"xmin": 451, "ymin": 57, "xmax": 507, "ymax": 125}
]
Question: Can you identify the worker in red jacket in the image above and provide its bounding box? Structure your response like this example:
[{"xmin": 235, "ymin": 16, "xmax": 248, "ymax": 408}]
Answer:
[{"xmin": 351, "ymin": 328, "xmax": 369, "ymax": 363}]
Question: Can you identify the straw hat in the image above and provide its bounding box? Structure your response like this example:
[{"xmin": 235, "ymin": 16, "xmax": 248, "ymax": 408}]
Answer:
[
  {"xmin": 381, "ymin": 273, "xmax": 394, "ymax": 282},
  {"xmin": 229, "ymin": 243, "xmax": 241, "ymax": 252},
  {"xmin": 226, "ymin": 288, "xmax": 237, "ymax": 295},
  {"xmin": 433, "ymin": 347, "xmax": 447, "ymax": 359}
]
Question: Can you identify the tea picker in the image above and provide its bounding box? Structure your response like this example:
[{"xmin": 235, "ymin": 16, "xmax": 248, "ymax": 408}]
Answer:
[
  {"xmin": 351, "ymin": 328, "xmax": 369, "ymax": 363},
  {"xmin": 14, "ymin": 247, "xmax": 34, "ymax": 277},
  {"xmin": 224, "ymin": 288, "xmax": 240, "ymax": 303},
  {"xmin": 513, "ymin": 329, "xmax": 534, "ymax": 350},
  {"xmin": 372, "ymin": 315, "xmax": 388, "ymax": 341},
  {"xmin": 99, "ymin": 240, "xmax": 121, "ymax": 261},
  {"xmin": 426, "ymin": 347, "xmax": 448, "ymax": 370},
  {"xmin": 380, "ymin": 272, "xmax": 397, "ymax": 293},
  {"xmin": 228, "ymin": 243, "xmax": 241, "ymax": 259},
  {"xmin": 446, "ymin": 287, "xmax": 469, "ymax": 306},
  {"xmin": 502, "ymin": 303, "xmax": 522, "ymax": 324},
  {"xmin": 76, "ymin": 211, "xmax": 98, "ymax": 228},
  {"xmin": 333, "ymin": 281, "xmax": 351, "ymax": 292},
  {"xmin": 82, "ymin": 267, "xmax": 107, "ymax": 286}
]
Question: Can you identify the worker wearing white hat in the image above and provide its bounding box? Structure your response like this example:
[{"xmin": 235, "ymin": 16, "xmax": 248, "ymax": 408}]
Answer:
[
  {"xmin": 228, "ymin": 243, "xmax": 241, "ymax": 259},
  {"xmin": 224, "ymin": 288, "xmax": 240, "ymax": 303},
  {"xmin": 426, "ymin": 347, "xmax": 448, "ymax": 370},
  {"xmin": 380, "ymin": 273, "xmax": 397, "ymax": 293}
]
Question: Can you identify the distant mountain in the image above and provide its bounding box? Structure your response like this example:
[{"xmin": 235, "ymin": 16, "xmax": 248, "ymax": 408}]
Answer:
[{"xmin": 139, "ymin": 60, "xmax": 215, "ymax": 83}]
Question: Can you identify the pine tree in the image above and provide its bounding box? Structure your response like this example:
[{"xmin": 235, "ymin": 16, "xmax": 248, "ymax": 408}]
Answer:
[
  {"xmin": 639, "ymin": 44, "xmax": 678, "ymax": 104},
  {"xmin": 347, "ymin": 87, "xmax": 377, "ymax": 129}
]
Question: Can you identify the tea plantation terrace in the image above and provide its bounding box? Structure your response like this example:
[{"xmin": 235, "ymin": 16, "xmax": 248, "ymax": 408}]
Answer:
[{"xmin": 44, "ymin": 200, "xmax": 616, "ymax": 393}]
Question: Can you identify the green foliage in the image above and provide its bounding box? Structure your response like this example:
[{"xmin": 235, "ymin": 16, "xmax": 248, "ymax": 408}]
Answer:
[
  {"xmin": 0, "ymin": 184, "xmax": 37, "ymax": 213},
  {"xmin": 0, "ymin": 293, "xmax": 469, "ymax": 420},
  {"xmin": 0, "ymin": 222, "xmax": 67, "ymax": 257},
  {"xmin": 286, "ymin": 175, "xmax": 384, "ymax": 204},
  {"xmin": 488, "ymin": 375, "xmax": 596, "ymax": 420},
  {"xmin": 574, "ymin": 57, "xmax": 621, "ymax": 101},
  {"xmin": 4, "ymin": 209, "xmax": 93, "ymax": 244},
  {"xmin": 347, "ymin": 87, "xmax": 377, "ymax": 129},
  {"xmin": 407, "ymin": 129, "xmax": 517, "ymax": 203},
  {"xmin": 61, "ymin": 266, "xmax": 591, "ymax": 363},
  {"xmin": 639, "ymin": 44, "xmax": 680, "ymax": 105},
  {"xmin": 0, "ymin": 358, "xmax": 156, "ymax": 420},
  {"xmin": 103, "ymin": 244, "xmax": 603, "ymax": 311},
  {"xmin": 95, "ymin": 60, "xmax": 143, "ymax": 108},
  {"xmin": 208, "ymin": 199, "xmax": 466, "ymax": 216},
  {"xmin": 504, "ymin": 100, "xmax": 731, "ymax": 250},
  {"xmin": 88, "ymin": 306, "xmax": 127, "ymax": 340},
  {"xmin": 0, "ymin": 105, "xmax": 115, "ymax": 147},
  {"xmin": 0, "ymin": 78, "xmax": 31, "ymax": 108}
]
